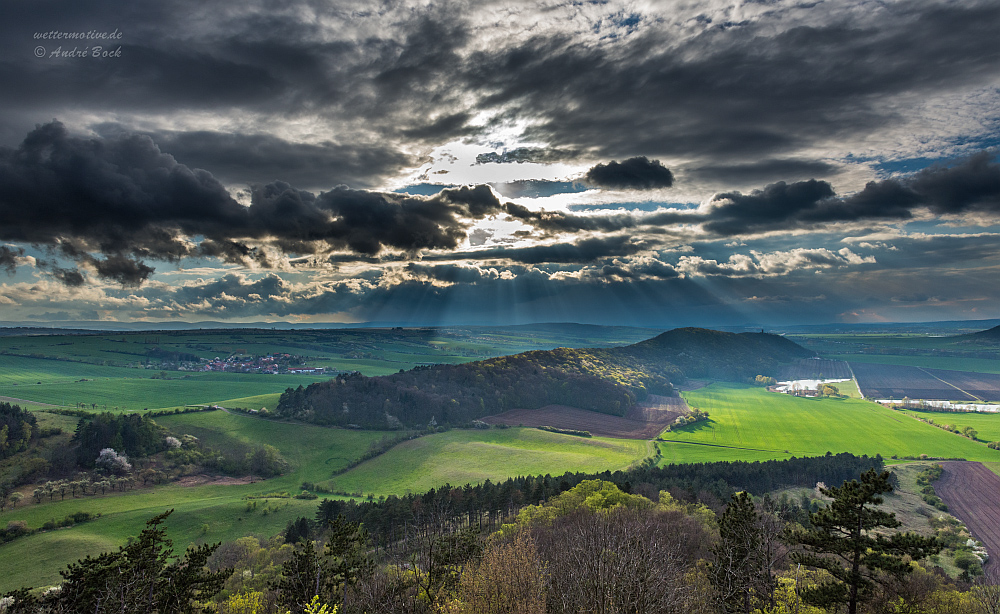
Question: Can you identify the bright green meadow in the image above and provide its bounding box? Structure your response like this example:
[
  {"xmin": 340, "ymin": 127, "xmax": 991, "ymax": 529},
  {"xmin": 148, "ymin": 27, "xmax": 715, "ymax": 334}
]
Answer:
[
  {"xmin": 666, "ymin": 383, "xmax": 1000, "ymax": 462},
  {"xmin": 328, "ymin": 428, "xmax": 650, "ymax": 496},
  {"xmin": 895, "ymin": 408, "xmax": 1000, "ymax": 443}
]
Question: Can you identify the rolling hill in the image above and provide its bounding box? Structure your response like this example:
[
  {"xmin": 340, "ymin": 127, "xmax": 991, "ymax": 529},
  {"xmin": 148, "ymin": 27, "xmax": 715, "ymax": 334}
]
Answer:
[{"xmin": 275, "ymin": 328, "xmax": 814, "ymax": 428}]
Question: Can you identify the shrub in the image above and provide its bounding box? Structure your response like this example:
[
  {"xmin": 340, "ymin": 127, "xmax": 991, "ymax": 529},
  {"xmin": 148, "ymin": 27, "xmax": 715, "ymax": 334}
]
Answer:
[
  {"xmin": 954, "ymin": 551, "xmax": 980, "ymax": 571},
  {"xmin": 95, "ymin": 448, "xmax": 132, "ymax": 475}
]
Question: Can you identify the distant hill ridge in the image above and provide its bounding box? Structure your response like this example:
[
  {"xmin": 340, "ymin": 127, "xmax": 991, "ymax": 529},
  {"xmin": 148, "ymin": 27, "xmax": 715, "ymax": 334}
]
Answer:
[
  {"xmin": 275, "ymin": 327, "xmax": 813, "ymax": 429},
  {"xmin": 953, "ymin": 324, "xmax": 1000, "ymax": 342}
]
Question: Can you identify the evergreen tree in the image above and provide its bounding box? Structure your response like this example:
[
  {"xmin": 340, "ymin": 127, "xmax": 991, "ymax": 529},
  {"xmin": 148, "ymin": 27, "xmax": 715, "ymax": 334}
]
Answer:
[
  {"xmin": 785, "ymin": 469, "xmax": 941, "ymax": 614},
  {"xmin": 325, "ymin": 515, "xmax": 376, "ymax": 604},
  {"xmin": 272, "ymin": 539, "xmax": 330, "ymax": 614},
  {"xmin": 710, "ymin": 491, "xmax": 777, "ymax": 613},
  {"xmin": 272, "ymin": 515, "xmax": 373, "ymax": 613},
  {"xmin": 2, "ymin": 510, "xmax": 230, "ymax": 613}
]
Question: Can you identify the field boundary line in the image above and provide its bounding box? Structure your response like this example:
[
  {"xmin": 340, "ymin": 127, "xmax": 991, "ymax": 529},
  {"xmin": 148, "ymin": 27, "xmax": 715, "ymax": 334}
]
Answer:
[
  {"xmin": 0, "ymin": 395, "xmax": 64, "ymax": 408},
  {"xmin": 659, "ymin": 439, "xmax": 787, "ymax": 454},
  {"xmin": 916, "ymin": 367, "xmax": 983, "ymax": 402},
  {"xmin": 845, "ymin": 362, "xmax": 863, "ymax": 399}
]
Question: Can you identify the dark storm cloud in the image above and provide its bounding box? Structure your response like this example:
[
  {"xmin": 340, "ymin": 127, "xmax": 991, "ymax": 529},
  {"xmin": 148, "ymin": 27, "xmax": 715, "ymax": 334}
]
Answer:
[
  {"xmin": 50, "ymin": 267, "xmax": 85, "ymax": 287},
  {"xmin": 584, "ymin": 157, "xmax": 674, "ymax": 190},
  {"xmin": 0, "ymin": 122, "xmax": 245, "ymax": 245},
  {"xmin": 703, "ymin": 152, "xmax": 1000, "ymax": 236},
  {"xmin": 704, "ymin": 180, "xmax": 839, "ymax": 235},
  {"xmin": 463, "ymin": 3, "xmax": 1000, "ymax": 161},
  {"xmin": 501, "ymin": 152, "xmax": 1000, "ymax": 239},
  {"xmin": 504, "ymin": 202, "xmax": 644, "ymax": 234},
  {"xmin": 688, "ymin": 159, "xmax": 839, "ymax": 184},
  {"xmin": 0, "ymin": 123, "xmax": 508, "ymax": 284},
  {"xmin": 910, "ymin": 151, "xmax": 1000, "ymax": 214},
  {"xmin": 90, "ymin": 254, "xmax": 155, "ymax": 287},
  {"xmin": 0, "ymin": 245, "xmax": 23, "ymax": 275},
  {"xmin": 120, "ymin": 129, "xmax": 414, "ymax": 191}
]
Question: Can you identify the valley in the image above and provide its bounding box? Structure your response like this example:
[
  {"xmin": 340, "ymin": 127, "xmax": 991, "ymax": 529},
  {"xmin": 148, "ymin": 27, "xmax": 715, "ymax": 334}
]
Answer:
[{"xmin": 2, "ymin": 321, "xmax": 1000, "ymax": 604}]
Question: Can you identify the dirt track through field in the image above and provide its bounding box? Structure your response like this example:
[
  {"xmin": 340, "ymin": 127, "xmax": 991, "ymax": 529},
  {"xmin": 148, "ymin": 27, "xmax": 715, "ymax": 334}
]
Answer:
[
  {"xmin": 935, "ymin": 462, "xmax": 1000, "ymax": 581},
  {"xmin": 0, "ymin": 395, "xmax": 62, "ymax": 408}
]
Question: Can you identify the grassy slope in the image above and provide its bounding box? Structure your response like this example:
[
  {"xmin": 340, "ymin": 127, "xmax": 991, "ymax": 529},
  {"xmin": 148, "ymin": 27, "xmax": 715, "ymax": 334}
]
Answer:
[
  {"xmin": 0, "ymin": 412, "xmax": 384, "ymax": 592},
  {"xmin": 0, "ymin": 416, "xmax": 647, "ymax": 591},
  {"xmin": 329, "ymin": 428, "xmax": 650, "ymax": 496},
  {"xmin": 154, "ymin": 411, "xmax": 388, "ymax": 487},
  {"xmin": 896, "ymin": 408, "xmax": 1000, "ymax": 443},
  {"xmin": 664, "ymin": 384, "xmax": 1000, "ymax": 462}
]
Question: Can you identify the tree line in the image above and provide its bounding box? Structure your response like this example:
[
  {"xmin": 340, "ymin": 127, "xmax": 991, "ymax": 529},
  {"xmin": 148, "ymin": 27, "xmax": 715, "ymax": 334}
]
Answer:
[
  {"xmin": 313, "ymin": 452, "xmax": 884, "ymax": 551},
  {"xmin": 5, "ymin": 466, "xmax": 992, "ymax": 614}
]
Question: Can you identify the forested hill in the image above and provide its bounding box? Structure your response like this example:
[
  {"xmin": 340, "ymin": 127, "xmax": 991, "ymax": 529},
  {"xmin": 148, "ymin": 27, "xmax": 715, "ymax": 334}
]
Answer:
[
  {"xmin": 957, "ymin": 324, "xmax": 1000, "ymax": 342},
  {"xmin": 275, "ymin": 328, "xmax": 813, "ymax": 429}
]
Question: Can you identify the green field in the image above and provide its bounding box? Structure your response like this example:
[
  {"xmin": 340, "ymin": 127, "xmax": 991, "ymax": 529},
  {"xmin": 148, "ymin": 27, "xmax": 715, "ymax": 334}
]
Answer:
[
  {"xmin": 328, "ymin": 428, "xmax": 650, "ymax": 496},
  {"xmin": 895, "ymin": 408, "xmax": 1000, "ymax": 443},
  {"xmin": 0, "ymin": 480, "xmax": 326, "ymax": 592},
  {"xmin": 0, "ymin": 354, "xmax": 326, "ymax": 411},
  {"xmin": 666, "ymin": 383, "xmax": 1000, "ymax": 462},
  {"xmin": 658, "ymin": 441, "xmax": 795, "ymax": 464},
  {"xmin": 154, "ymin": 410, "xmax": 388, "ymax": 488}
]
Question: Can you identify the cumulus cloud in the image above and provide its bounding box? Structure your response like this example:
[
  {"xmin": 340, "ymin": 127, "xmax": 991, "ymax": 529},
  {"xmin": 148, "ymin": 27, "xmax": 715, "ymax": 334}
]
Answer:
[
  {"xmin": 676, "ymin": 247, "xmax": 875, "ymax": 278},
  {"xmin": 504, "ymin": 152, "xmax": 1000, "ymax": 239},
  {"xmin": 0, "ymin": 123, "xmax": 509, "ymax": 284},
  {"xmin": 584, "ymin": 157, "xmax": 674, "ymax": 190}
]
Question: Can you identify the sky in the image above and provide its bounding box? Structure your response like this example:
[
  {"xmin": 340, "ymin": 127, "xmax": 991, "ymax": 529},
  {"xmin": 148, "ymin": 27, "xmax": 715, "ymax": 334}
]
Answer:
[{"xmin": 1, "ymin": 0, "xmax": 999, "ymax": 328}]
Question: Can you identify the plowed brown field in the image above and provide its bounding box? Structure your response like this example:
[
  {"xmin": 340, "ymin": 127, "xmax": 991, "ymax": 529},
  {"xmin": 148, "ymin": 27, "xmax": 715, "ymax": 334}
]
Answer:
[
  {"xmin": 482, "ymin": 394, "xmax": 687, "ymax": 439},
  {"xmin": 935, "ymin": 462, "xmax": 1000, "ymax": 581}
]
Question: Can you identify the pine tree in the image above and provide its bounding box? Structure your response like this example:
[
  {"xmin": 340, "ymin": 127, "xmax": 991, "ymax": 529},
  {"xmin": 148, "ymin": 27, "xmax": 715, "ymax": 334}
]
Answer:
[
  {"xmin": 710, "ymin": 491, "xmax": 783, "ymax": 614},
  {"xmin": 3, "ymin": 510, "xmax": 230, "ymax": 613},
  {"xmin": 785, "ymin": 469, "xmax": 941, "ymax": 614},
  {"xmin": 325, "ymin": 515, "xmax": 375, "ymax": 604},
  {"xmin": 273, "ymin": 539, "xmax": 330, "ymax": 614}
]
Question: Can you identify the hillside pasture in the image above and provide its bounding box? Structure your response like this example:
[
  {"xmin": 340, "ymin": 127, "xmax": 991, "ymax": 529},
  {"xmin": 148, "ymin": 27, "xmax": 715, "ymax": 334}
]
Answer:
[
  {"xmin": 327, "ymin": 428, "xmax": 649, "ymax": 496},
  {"xmin": 154, "ymin": 410, "xmax": 388, "ymax": 487},
  {"xmin": 0, "ymin": 482, "xmax": 325, "ymax": 592},
  {"xmin": 0, "ymin": 410, "xmax": 386, "ymax": 593},
  {"xmin": 896, "ymin": 408, "xmax": 1000, "ymax": 443},
  {"xmin": 670, "ymin": 383, "xmax": 1000, "ymax": 461},
  {"xmin": 482, "ymin": 394, "xmax": 685, "ymax": 439}
]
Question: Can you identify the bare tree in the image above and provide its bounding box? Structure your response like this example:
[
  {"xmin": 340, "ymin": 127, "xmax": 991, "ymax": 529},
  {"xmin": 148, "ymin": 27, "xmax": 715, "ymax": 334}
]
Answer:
[
  {"xmin": 535, "ymin": 507, "xmax": 706, "ymax": 614},
  {"xmin": 457, "ymin": 530, "xmax": 546, "ymax": 614}
]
